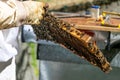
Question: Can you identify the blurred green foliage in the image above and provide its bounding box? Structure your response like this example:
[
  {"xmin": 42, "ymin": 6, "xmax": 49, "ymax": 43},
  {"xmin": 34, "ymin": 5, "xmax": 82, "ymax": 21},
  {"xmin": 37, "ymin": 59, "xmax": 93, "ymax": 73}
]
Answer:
[{"xmin": 28, "ymin": 43, "xmax": 39, "ymax": 76}]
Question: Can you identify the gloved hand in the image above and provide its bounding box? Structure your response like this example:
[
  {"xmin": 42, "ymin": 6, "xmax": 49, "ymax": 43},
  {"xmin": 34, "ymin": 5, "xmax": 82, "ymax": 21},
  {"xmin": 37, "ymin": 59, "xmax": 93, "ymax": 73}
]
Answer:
[
  {"xmin": 16, "ymin": 1, "xmax": 48, "ymax": 26},
  {"xmin": 0, "ymin": 0, "xmax": 48, "ymax": 29}
]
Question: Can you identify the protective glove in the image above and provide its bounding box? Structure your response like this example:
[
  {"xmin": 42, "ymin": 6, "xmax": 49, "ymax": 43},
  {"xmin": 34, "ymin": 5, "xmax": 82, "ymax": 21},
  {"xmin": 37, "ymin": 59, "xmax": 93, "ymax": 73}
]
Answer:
[
  {"xmin": 0, "ymin": 1, "xmax": 48, "ymax": 29},
  {"xmin": 16, "ymin": 1, "xmax": 48, "ymax": 26}
]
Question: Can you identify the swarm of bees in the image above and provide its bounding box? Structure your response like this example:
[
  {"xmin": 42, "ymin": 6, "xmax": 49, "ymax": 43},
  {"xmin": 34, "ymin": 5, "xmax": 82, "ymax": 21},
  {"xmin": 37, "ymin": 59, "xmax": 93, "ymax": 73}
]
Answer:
[{"xmin": 32, "ymin": 13, "xmax": 112, "ymax": 73}]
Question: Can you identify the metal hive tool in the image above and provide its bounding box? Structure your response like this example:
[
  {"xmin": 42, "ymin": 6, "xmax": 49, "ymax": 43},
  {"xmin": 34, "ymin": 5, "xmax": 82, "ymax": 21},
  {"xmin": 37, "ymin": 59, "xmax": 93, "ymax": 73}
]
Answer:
[{"xmin": 32, "ymin": 13, "xmax": 112, "ymax": 73}]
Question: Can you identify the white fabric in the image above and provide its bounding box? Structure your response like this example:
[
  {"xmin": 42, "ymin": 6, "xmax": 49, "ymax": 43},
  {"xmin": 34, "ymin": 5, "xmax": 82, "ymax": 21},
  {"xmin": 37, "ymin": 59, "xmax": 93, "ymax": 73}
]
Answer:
[
  {"xmin": 0, "ymin": 27, "xmax": 19, "ymax": 62},
  {"xmin": 0, "ymin": 57, "xmax": 16, "ymax": 80},
  {"xmin": 0, "ymin": 27, "xmax": 20, "ymax": 80},
  {"xmin": 0, "ymin": 0, "xmax": 17, "ymax": 29},
  {"xmin": 0, "ymin": 0, "xmax": 19, "ymax": 80}
]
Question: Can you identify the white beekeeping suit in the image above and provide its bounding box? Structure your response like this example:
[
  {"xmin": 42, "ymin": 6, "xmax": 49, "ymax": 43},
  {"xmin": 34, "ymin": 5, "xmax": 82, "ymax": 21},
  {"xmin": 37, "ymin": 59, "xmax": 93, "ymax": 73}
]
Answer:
[
  {"xmin": 0, "ymin": 27, "xmax": 20, "ymax": 80},
  {"xmin": 0, "ymin": 0, "xmax": 46, "ymax": 80},
  {"xmin": 0, "ymin": 0, "xmax": 20, "ymax": 80}
]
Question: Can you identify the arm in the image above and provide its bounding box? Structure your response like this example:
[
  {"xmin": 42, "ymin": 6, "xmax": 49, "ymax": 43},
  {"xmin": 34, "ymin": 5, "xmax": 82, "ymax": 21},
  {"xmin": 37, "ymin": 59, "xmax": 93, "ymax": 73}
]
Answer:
[{"xmin": 0, "ymin": 0, "xmax": 46, "ymax": 30}]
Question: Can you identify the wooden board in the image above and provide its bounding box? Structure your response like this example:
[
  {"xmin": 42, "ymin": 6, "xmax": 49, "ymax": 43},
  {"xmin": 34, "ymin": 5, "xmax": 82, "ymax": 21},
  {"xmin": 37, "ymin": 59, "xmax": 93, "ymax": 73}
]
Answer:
[
  {"xmin": 61, "ymin": 17, "xmax": 120, "ymax": 32},
  {"xmin": 75, "ymin": 25, "xmax": 120, "ymax": 32}
]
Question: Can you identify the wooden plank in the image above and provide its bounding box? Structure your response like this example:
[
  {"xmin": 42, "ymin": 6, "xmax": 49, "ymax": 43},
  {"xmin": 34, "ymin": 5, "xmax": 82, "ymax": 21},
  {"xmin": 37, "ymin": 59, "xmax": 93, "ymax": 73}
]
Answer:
[
  {"xmin": 103, "ymin": 11, "xmax": 120, "ymax": 16},
  {"xmin": 75, "ymin": 25, "xmax": 120, "ymax": 32}
]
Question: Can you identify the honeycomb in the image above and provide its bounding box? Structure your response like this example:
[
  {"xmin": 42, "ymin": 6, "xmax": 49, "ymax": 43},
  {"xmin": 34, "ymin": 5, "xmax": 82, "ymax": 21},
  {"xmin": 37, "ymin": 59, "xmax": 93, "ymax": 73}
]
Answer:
[{"xmin": 33, "ymin": 13, "xmax": 112, "ymax": 73}]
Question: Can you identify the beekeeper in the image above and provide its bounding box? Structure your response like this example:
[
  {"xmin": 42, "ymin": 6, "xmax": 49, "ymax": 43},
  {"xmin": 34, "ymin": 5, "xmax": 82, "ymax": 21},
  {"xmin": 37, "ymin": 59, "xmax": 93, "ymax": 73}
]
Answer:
[{"xmin": 0, "ymin": 0, "xmax": 47, "ymax": 80}]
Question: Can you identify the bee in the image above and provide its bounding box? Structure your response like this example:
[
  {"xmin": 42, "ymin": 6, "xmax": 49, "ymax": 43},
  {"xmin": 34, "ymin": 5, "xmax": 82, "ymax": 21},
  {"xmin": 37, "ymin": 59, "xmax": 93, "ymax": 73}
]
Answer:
[{"xmin": 32, "ymin": 13, "xmax": 112, "ymax": 73}]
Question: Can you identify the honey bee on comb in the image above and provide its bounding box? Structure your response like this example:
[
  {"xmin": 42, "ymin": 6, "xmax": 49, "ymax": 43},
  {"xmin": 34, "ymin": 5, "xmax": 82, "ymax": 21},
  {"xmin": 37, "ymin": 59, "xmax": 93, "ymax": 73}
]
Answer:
[{"xmin": 32, "ymin": 13, "xmax": 112, "ymax": 73}]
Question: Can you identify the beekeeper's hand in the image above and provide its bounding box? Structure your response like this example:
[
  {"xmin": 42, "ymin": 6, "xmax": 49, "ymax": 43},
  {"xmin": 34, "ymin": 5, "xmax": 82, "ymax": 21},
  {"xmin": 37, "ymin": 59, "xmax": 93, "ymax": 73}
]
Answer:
[
  {"xmin": 0, "ymin": 0, "xmax": 48, "ymax": 29},
  {"xmin": 17, "ymin": 1, "xmax": 48, "ymax": 26}
]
